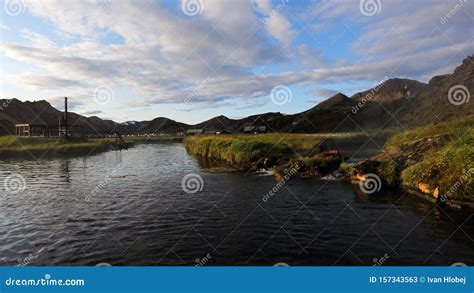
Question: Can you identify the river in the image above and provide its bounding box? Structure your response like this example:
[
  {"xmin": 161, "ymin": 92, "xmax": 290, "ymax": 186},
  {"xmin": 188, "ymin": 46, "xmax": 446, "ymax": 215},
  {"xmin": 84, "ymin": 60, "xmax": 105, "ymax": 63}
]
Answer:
[{"xmin": 0, "ymin": 143, "xmax": 472, "ymax": 266}]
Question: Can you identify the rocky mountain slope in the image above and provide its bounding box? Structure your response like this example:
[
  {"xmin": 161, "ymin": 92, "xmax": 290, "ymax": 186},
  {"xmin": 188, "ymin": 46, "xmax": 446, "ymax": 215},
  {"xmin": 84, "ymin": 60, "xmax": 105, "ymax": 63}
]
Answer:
[
  {"xmin": 1, "ymin": 55, "xmax": 472, "ymax": 135},
  {"xmin": 0, "ymin": 99, "xmax": 116, "ymax": 135}
]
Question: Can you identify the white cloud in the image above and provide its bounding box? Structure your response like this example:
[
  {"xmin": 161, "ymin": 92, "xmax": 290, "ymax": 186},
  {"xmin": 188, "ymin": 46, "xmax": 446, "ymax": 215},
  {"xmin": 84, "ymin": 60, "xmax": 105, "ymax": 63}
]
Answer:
[{"xmin": 1, "ymin": 0, "xmax": 472, "ymax": 117}]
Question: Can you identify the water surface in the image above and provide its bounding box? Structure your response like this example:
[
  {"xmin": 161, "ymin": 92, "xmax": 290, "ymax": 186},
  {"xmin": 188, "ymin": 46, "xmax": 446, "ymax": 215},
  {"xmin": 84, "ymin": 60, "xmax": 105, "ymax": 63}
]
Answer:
[{"xmin": 0, "ymin": 143, "xmax": 472, "ymax": 266}]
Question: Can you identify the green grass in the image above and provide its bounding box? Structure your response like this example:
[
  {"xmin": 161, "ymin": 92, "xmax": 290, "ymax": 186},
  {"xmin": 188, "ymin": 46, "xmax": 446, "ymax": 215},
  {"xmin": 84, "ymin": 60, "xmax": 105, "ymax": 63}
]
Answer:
[
  {"xmin": 185, "ymin": 133, "xmax": 314, "ymax": 166},
  {"xmin": 385, "ymin": 116, "xmax": 473, "ymax": 201},
  {"xmin": 185, "ymin": 119, "xmax": 473, "ymax": 204},
  {"xmin": 184, "ymin": 132, "xmax": 378, "ymax": 169},
  {"xmin": 0, "ymin": 136, "xmax": 112, "ymax": 157},
  {"xmin": 0, "ymin": 135, "xmax": 184, "ymax": 158},
  {"xmin": 385, "ymin": 117, "xmax": 473, "ymax": 154},
  {"xmin": 186, "ymin": 132, "xmax": 376, "ymax": 153}
]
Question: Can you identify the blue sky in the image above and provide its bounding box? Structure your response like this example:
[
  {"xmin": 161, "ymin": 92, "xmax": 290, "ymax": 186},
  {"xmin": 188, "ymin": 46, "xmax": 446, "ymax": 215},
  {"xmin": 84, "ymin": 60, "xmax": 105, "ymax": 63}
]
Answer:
[{"xmin": 1, "ymin": 0, "xmax": 473, "ymax": 124}]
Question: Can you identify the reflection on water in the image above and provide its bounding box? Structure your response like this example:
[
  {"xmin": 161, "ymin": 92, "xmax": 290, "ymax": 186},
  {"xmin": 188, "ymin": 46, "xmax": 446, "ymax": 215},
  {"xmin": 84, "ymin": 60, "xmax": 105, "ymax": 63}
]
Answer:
[{"xmin": 0, "ymin": 143, "xmax": 473, "ymax": 266}]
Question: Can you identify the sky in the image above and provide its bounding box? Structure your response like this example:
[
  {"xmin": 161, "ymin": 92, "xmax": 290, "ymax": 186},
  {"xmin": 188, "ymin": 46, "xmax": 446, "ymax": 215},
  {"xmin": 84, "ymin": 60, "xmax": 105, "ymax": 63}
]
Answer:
[{"xmin": 0, "ymin": 0, "xmax": 473, "ymax": 124}]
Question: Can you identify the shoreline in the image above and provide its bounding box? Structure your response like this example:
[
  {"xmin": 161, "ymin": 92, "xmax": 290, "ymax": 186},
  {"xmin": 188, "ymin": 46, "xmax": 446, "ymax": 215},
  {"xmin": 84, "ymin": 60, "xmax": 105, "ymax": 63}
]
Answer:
[
  {"xmin": 184, "ymin": 117, "xmax": 473, "ymax": 211},
  {"xmin": 1, "ymin": 117, "xmax": 471, "ymax": 212},
  {"xmin": 0, "ymin": 136, "xmax": 184, "ymax": 159}
]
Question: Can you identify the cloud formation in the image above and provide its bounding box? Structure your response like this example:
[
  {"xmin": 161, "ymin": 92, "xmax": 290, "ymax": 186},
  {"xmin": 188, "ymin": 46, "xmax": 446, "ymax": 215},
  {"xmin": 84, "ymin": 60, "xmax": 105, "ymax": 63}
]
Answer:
[{"xmin": 1, "ymin": 0, "xmax": 473, "ymax": 117}]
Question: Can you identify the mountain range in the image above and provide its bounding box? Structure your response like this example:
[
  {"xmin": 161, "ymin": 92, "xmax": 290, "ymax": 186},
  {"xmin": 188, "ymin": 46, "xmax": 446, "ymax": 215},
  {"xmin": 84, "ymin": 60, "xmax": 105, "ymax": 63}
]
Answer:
[{"xmin": 0, "ymin": 55, "xmax": 472, "ymax": 136}]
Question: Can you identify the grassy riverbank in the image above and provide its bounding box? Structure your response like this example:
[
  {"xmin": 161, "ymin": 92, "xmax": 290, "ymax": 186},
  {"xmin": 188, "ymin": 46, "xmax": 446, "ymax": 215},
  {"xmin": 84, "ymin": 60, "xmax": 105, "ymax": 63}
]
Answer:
[
  {"xmin": 184, "ymin": 117, "xmax": 473, "ymax": 209},
  {"xmin": 0, "ymin": 135, "xmax": 183, "ymax": 158},
  {"xmin": 184, "ymin": 131, "xmax": 389, "ymax": 171},
  {"xmin": 0, "ymin": 136, "xmax": 113, "ymax": 158},
  {"xmin": 352, "ymin": 116, "xmax": 473, "ymax": 209}
]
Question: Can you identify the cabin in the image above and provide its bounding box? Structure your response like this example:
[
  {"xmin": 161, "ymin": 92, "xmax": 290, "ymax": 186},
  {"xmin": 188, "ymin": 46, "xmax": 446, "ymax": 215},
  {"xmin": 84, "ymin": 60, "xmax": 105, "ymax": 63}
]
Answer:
[
  {"xmin": 15, "ymin": 98, "xmax": 84, "ymax": 138},
  {"xmin": 204, "ymin": 129, "xmax": 232, "ymax": 135},
  {"xmin": 186, "ymin": 129, "xmax": 204, "ymax": 135},
  {"xmin": 243, "ymin": 126, "xmax": 266, "ymax": 134},
  {"xmin": 15, "ymin": 123, "xmax": 84, "ymax": 137}
]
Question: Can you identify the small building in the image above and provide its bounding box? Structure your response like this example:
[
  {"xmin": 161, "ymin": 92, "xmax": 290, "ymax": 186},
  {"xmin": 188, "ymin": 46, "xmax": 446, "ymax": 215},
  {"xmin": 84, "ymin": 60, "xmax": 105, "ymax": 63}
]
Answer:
[
  {"xmin": 15, "ymin": 98, "xmax": 84, "ymax": 138},
  {"xmin": 243, "ymin": 126, "xmax": 266, "ymax": 134},
  {"xmin": 15, "ymin": 124, "xmax": 84, "ymax": 137},
  {"xmin": 204, "ymin": 129, "xmax": 232, "ymax": 135},
  {"xmin": 216, "ymin": 129, "xmax": 232, "ymax": 135},
  {"xmin": 16, "ymin": 124, "xmax": 64, "ymax": 137},
  {"xmin": 186, "ymin": 129, "xmax": 204, "ymax": 135}
]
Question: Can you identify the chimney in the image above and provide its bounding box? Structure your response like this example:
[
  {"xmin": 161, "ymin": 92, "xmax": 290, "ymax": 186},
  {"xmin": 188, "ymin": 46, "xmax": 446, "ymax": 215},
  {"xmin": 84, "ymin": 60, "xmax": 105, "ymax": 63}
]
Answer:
[{"xmin": 64, "ymin": 97, "xmax": 68, "ymax": 137}]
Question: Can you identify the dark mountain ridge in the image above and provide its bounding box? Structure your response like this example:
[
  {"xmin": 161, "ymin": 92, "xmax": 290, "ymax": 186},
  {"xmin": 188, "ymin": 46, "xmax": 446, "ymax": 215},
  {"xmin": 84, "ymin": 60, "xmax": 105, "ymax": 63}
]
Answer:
[{"xmin": 1, "ymin": 55, "xmax": 472, "ymax": 135}]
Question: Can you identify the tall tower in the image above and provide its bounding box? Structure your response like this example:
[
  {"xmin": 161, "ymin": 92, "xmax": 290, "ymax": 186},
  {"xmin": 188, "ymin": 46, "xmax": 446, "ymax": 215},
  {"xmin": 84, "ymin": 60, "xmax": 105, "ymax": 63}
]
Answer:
[{"xmin": 64, "ymin": 97, "xmax": 68, "ymax": 138}]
